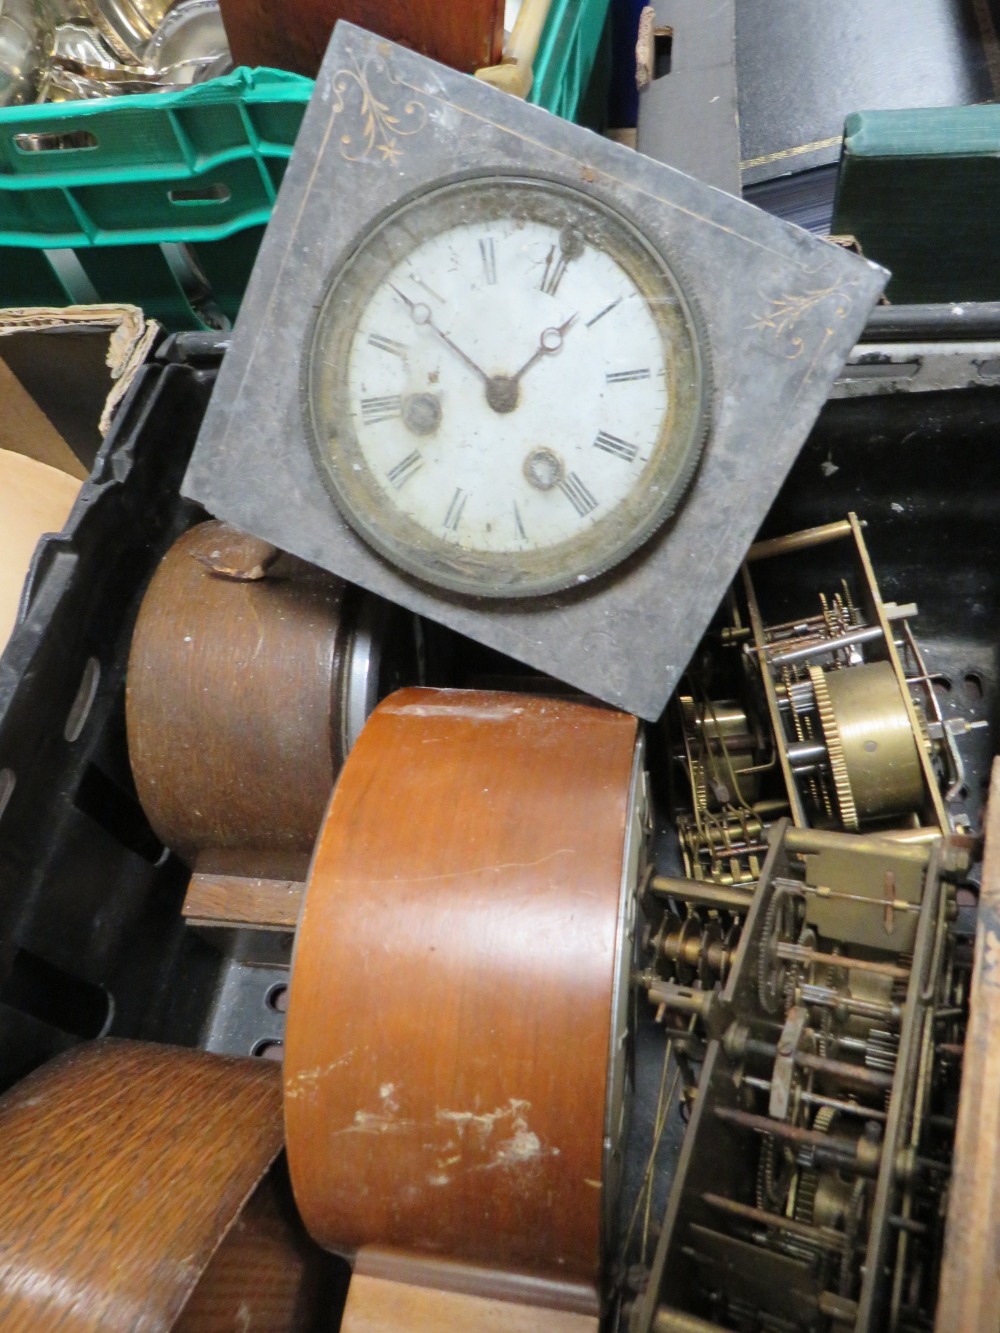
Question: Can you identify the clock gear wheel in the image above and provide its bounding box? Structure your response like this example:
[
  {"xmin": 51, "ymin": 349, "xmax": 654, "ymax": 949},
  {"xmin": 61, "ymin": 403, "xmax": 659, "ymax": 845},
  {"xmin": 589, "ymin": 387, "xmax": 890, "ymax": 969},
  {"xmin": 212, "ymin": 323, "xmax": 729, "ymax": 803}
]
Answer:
[
  {"xmin": 793, "ymin": 1105, "xmax": 838, "ymax": 1230},
  {"xmin": 809, "ymin": 663, "xmax": 858, "ymax": 830},
  {"xmin": 809, "ymin": 660, "xmax": 925, "ymax": 830},
  {"xmin": 757, "ymin": 883, "xmax": 802, "ymax": 1014},
  {"xmin": 915, "ymin": 701, "xmax": 934, "ymax": 757}
]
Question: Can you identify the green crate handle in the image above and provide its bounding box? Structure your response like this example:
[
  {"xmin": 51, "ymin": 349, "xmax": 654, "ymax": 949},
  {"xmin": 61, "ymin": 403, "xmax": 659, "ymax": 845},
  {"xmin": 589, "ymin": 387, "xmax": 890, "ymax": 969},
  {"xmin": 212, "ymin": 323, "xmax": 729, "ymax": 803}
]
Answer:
[{"xmin": 0, "ymin": 67, "xmax": 312, "ymax": 331}]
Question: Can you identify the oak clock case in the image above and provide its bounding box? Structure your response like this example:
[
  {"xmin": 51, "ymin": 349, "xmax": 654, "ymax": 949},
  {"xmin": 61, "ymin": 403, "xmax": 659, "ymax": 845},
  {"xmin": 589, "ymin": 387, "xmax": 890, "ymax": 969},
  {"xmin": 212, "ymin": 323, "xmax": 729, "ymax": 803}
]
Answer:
[{"xmin": 303, "ymin": 174, "xmax": 710, "ymax": 599}]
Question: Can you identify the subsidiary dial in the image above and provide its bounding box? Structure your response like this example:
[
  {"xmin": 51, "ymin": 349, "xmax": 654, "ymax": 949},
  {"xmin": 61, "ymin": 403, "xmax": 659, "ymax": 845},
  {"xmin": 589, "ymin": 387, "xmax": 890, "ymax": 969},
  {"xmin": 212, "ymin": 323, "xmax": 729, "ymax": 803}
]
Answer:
[{"xmin": 304, "ymin": 176, "xmax": 711, "ymax": 598}]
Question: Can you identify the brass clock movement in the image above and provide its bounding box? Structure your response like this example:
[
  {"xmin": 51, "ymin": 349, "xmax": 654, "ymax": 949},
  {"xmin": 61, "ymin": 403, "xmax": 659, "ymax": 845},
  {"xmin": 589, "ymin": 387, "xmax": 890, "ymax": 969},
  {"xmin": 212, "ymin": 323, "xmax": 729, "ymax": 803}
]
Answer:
[{"xmin": 184, "ymin": 23, "xmax": 885, "ymax": 717}]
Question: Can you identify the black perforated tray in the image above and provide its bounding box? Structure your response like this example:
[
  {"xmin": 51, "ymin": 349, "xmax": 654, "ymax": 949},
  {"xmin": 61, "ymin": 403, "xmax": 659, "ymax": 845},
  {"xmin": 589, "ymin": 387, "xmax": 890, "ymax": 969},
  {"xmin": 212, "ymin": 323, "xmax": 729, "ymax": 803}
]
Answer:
[{"xmin": 0, "ymin": 317, "xmax": 994, "ymax": 1111}]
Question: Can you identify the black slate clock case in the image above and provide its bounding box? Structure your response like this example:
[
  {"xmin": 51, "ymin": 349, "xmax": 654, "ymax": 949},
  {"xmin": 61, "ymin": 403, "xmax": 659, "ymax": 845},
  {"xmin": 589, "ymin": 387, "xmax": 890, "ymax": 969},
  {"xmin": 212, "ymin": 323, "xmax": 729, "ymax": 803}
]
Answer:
[{"xmin": 181, "ymin": 22, "xmax": 885, "ymax": 720}]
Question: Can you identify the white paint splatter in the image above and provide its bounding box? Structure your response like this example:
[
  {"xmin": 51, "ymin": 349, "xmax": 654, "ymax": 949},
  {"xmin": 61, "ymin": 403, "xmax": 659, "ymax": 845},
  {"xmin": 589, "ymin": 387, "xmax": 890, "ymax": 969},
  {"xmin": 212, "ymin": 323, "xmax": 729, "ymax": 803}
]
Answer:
[
  {"xmin": 436, "ymin": 1097, "xmax": 531, "ymax": 1141},
  {"xmin": 284, "ymin": 1054, "xmax": 355, "ymax": 1099},
  {"xmin": 379, "ymin": 1082, "xmax": 399, "ymax": 1112},
  {"xmin": 493, "ymin": 1128, "xmax": 541, "ymax": 1164},
  {"xmin": 337, "ymin": 1107, "xmax": 415, "ymax": 1135},
  {"xmin": 436, "ymin": 1099, "xmax": 560, "ymax": 1172}
]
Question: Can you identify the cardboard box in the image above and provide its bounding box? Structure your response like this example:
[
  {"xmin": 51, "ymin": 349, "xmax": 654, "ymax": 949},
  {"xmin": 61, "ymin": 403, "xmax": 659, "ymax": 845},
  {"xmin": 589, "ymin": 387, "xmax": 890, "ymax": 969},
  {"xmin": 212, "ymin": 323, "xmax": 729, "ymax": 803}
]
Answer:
[{"xmin": 0, "ymin": 305, "xmax": 158, "ymax": 651}]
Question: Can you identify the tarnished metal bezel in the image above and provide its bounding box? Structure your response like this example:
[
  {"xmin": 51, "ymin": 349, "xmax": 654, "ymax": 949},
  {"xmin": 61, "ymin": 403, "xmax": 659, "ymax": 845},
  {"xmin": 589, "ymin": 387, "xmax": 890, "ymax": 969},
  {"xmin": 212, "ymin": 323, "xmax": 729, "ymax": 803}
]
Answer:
[{"xmin": 302, "ymin": 172, "xmax": 712, "ymax": 600}]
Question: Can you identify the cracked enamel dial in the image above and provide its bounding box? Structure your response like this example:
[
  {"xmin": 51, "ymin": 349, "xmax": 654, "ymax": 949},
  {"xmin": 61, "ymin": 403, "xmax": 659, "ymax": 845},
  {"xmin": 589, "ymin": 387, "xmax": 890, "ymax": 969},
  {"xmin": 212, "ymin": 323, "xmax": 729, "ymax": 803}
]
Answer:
[{"xmin": 304, "ymin": 176, "xmax": 711, "ymax": 598}]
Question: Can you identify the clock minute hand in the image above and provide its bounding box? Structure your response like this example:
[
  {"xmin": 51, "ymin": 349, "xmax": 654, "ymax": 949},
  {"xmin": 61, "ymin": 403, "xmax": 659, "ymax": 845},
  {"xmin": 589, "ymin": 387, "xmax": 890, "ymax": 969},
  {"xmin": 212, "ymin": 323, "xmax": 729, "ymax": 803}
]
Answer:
[{"xmin": 390, "ymin": 283, "xmax": 489, "ymax": 383}]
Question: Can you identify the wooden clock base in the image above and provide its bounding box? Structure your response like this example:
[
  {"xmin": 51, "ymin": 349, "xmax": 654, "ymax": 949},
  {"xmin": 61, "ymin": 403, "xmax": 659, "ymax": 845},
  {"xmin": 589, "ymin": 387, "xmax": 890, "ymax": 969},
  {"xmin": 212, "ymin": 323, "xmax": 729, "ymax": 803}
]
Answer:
[{"xmin": 341, "ymin": 1260, "xmax": 599, "ymax": 1333}]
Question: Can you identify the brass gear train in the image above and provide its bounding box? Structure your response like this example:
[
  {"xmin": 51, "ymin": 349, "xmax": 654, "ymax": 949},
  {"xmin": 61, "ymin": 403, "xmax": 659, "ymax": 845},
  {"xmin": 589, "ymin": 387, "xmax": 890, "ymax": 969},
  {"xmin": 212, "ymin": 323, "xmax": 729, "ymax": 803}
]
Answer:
[
  {"xmin": 809, "ymin": 663, "xmax": 859, "ymax": 830},
  {"xmin": 808, "ymin": 660, "xmax": 925, "ymax": 830}
]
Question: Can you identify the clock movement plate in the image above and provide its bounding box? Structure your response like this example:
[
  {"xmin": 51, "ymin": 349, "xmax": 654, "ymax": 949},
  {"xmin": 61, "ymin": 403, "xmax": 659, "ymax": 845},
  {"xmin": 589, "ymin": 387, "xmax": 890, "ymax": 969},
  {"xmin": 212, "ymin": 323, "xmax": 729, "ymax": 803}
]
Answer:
[{"xmin": 183, "ymin": 23, "xmax": 886, "ymax": 719}]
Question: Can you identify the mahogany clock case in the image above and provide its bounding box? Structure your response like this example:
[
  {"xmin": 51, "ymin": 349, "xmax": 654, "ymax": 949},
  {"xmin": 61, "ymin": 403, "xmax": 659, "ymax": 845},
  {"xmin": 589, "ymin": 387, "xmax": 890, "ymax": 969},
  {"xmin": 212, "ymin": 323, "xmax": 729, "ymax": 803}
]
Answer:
[
  {"xmin": 0, "ymin": 326, "xmax": 995, "ymax": 1310},
  {"xmin": 217, "ymin": 0, "xmax": 504, "ymax": 79},
  {"xmin": 284, "ymin": 690, "xmax": 643, "ymax": 1301}
]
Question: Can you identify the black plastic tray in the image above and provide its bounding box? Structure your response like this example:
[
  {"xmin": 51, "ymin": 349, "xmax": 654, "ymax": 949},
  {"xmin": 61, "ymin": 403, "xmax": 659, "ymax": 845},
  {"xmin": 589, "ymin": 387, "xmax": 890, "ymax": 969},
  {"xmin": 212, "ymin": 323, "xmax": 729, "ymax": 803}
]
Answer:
[
  {"xmin": 0, "ymin": 339, "xmax": 224, "ymax": 1090},
  {"xmin": 0, "ymin": 319, "xmax": 994, "ymax": 1108}
]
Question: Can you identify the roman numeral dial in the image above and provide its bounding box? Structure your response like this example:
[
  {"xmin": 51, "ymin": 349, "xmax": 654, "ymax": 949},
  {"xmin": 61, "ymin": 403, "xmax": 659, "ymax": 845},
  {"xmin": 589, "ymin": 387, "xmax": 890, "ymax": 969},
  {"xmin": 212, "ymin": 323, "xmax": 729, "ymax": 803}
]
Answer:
[
  {"xmin": 368, "ymin": 332, "xmax": 407, "ymax": 358},
  {"xmin": 360, "ymin": 395, "xmax": 402, "ymax": 425},
  {"xmin": 308, "ymin": 175, "xmax": 708, "ymax": 598},
  {"xmin": 479, "ymin": 236, "xmax": 497, "ymax": 286},
  {"xmin": 558, "ymin": 472, "xmax": 598, "ymax": 517},
  {"xmin": 594, "ymin": 431, "xmax": 639, "ymax": 462},
  {"xmin": 443, "ymin": 488, "xmax": 467, "ymax": 531},
  {"xmin": 386, "ymin": 450, "xmax": 423, "ymax": 488},
  {"xmin": 606, "ymin": 368, "xmax": 650, "ymax": 384}
]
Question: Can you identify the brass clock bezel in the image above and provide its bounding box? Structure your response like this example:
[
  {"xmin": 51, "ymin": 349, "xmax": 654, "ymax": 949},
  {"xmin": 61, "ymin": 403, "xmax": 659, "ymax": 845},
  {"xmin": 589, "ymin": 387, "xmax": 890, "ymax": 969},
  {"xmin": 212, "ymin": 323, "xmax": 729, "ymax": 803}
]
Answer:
[{"xmin": 302, "ymin": 172, "xmax": 712, "ymax": 600}]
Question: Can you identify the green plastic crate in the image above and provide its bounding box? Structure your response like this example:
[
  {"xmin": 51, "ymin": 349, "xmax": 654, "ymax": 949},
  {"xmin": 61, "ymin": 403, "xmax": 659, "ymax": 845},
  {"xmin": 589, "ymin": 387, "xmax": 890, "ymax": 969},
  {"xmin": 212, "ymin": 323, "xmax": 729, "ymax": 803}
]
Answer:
[
  {"xmin": 0, "ymin": 67, "xmax": 313, "ymax": 330},
  {"xmin": 528, "ymin": 0, "xmax": 612, "ymax": 126}
]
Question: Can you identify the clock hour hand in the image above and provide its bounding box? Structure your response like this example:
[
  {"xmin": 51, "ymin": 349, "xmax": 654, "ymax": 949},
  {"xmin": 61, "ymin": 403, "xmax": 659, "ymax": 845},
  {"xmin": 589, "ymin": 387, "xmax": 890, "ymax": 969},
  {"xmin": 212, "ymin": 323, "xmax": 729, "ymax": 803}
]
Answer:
[
  {"xmin": 478, "ymin": 310, "xmax": 580, "ymax": 416},
  {"xmin": 477, "ymin": 311, "xmax": 577, "ymax": 416},
  {"xmin": 510, "ymin": 312, "xmax": 579, "ymax": 384},
  {"xmin": 390, "ymin": 283, "xmax": 489, "ymax": 383}
]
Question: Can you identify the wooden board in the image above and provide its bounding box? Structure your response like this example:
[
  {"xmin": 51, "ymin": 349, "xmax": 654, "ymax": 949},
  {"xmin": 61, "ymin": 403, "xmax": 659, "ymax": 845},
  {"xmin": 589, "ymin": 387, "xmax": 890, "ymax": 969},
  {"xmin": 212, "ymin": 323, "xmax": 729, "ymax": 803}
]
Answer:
[
  {"xmin": 183, "ymin": 871, "xmax": 305, "ymax": 930},
  {"xmin": 218, "ymin": 0, "xmax": 504, "ymax": 78},
  {"xmin": 284, "ymin": 688, "xmax": 640, "ymax": 1297},
  {"xmin": 936, "ymin": 755, "xmax": 1000, "ymax": 1330},
  {"xmin": 341, "ymin": 1271, "xmax": 599, "ymax": 1333}
]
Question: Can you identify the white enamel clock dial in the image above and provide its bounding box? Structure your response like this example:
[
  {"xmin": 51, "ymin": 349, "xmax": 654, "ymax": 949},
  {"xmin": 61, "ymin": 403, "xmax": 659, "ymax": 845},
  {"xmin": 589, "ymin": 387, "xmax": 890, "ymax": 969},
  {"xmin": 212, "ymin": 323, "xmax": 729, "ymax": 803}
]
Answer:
[{"xmin": 304, "ymin": 176, "xmax": 710, "ymax": 598}]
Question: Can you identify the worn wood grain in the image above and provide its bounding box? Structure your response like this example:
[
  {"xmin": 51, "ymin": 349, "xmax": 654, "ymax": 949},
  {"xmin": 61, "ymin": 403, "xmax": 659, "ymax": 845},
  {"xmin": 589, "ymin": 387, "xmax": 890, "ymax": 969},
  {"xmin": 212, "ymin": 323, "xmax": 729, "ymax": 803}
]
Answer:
[
  {"xmin": 127, "ymin": 520, "xmax": 348, "ymax": 869},
  {"xmin": 175, "ymin": 1163, "xmax": 348, "ymax": 1333},
  {"xmin": 284, "ymin": 688, "xmax": 639, "ymax": 1295},
  {"xmin": 936, "ymin": 755, "xmax": 1000, "ymax": 1331},
  {"xmin": 218, "ymin": 0, "xmax": 504, "ymax": 78},
  {"xmin": 0, "ymin": 1039, "xmax": 283, "ymax": 1332},
  {"xmin": 183, "ymin": 871, "xmax": 305, "ymax": 930},
  {"xmin": 340, "ymin": 1271, "xmax": 600, "ymax": 1333},
  {"xmin": 353, "ymin": 1247, "xmax": 601, "ymax": 1315}
]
